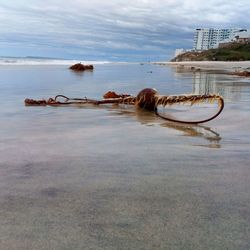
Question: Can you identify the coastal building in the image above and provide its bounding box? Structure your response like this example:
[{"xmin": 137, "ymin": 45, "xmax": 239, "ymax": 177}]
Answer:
[
  {"xmin": 193, "ymin": 28, "xmax": 244, "ymax": 51},
  {"xmin": 174, "ymin": 28, "xmax": 250, "ymax": 59},
  {"xmin": 234, "ymin": 29, "xmax": 250, "ymax": 44},
  {"xmin": 235, "ymin": 37, "xmax": 250, "ymax": 44}
]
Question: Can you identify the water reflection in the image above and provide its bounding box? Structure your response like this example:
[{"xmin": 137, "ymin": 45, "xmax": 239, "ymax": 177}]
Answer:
[
  {"xmin": 69, "ymin": 69, "xmax": 94, "ymax": 78},
  {"xmin": 192, "ymin": 71, "xmax": 244, "ymax": 102},
  {"xmin": 111, "ymin": 107, "xmax": 221, "ymax": 147},
  {"xmin": 161, "ymin": 122, "xmax": 221, "ymax": 148},
  {"xmin": 171, "ymin": 65, "xmax": 250, "ymax": 102}
]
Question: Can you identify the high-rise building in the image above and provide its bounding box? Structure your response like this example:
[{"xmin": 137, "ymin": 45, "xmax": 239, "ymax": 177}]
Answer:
[{"xmin": 193, "ymin": 28, "xmax": 242, "ymax": 51}]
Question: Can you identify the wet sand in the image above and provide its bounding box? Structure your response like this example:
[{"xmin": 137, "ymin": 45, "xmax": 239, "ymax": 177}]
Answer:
[
  {"xmin": 155, "ymin": 61, "xmax": 250, "ymax": 71},
  {"xmin": 0, "ymin": 63, "xmax": 249, "ymax": 249}
]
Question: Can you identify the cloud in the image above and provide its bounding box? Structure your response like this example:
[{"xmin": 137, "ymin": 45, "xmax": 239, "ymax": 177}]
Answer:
[{"xmin": 0, "ymin": 0, "xmax": 250, "ymax": 61}]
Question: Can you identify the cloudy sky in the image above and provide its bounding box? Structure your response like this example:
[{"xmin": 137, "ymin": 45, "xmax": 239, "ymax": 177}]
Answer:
[{"xmin": 0, "ymin": 0, "xmax": 249, "ymax": 61}]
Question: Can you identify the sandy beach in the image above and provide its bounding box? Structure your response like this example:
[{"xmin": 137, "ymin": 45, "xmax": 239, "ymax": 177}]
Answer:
[
  {"xmin": 154, "ymin": 61, "xmax": 250, "ymax": 71},
  {"xmin": 0, "ymin": 62, "xmax": 249, "ymax": 249}
]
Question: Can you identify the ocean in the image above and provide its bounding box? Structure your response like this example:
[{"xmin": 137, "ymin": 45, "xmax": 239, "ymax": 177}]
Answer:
[{"xmin": 0, "ymin": 59, "xmax": 249, "ymax": 249}]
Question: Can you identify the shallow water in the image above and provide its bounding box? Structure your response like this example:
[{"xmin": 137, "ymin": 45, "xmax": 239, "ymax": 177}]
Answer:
[{"xmin": 0, "ymin": 63, "xmax": 249, "ymax": 249}]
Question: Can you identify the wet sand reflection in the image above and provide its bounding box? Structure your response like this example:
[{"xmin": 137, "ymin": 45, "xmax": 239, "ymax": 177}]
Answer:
[{"xmin": 109, "ymin": 107, "xmax": 221, "ymax": 147}]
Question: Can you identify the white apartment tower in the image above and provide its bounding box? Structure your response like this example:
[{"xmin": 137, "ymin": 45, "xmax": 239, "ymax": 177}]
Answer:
[{"xmin": 193, "ymin": 28, "xmax": 241, "ymax": 51}]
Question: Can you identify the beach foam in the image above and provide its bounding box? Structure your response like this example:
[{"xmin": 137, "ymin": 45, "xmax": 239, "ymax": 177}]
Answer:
[{"xmin": 0, "ymin": 57, "xmax": 111, "ymax": 66}]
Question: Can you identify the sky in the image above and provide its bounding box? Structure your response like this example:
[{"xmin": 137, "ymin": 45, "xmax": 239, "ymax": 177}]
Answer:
[{"xmin": 0, "ymin": 0, "xmax": 250, "ymax": 62}]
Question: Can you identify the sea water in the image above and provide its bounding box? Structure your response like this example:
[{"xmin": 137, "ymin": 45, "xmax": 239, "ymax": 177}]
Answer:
[{"xmin": 0, "ymin": 62, "xmax": 249, "ymax": 249}]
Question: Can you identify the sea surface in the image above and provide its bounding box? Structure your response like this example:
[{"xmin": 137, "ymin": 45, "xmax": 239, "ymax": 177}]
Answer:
[{"xmin": 0, "ymin": 61, "xmax": 249, "ymax": 250}]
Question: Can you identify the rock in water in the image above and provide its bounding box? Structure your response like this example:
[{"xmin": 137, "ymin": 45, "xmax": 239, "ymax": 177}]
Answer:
[
  {"xmin": 69, "ymin": 63, "xmax": 94, "ymax": 71},
  {"xmin": 136, "ymin": 88, "xmax": 158, "ymax": 111}
]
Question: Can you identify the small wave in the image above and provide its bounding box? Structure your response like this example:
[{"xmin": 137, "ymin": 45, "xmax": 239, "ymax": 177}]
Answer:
[{"xmin": 0, "ymin": 57, "xmax": 111, "ymax": 66}]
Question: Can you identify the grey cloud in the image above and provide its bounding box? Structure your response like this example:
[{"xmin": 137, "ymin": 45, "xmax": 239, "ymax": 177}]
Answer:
[{"xmin": 0, "ymin": 0, "xmax": 250, "ymax": 61}]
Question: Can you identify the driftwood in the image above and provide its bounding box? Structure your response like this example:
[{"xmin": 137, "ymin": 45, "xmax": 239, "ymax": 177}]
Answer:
[
  {"xmin": 24, "ymin": 88, "xmax": 224, "ymax": 124},
  {"xmin": 69, "ymin": 63, "xmax": 94, "ymax": 71}
]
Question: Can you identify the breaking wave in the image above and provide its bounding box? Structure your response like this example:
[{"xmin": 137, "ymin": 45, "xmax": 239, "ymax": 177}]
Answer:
[{"xmin": 0, "ymin": 57, "xmax": 111, "ymax": 65}]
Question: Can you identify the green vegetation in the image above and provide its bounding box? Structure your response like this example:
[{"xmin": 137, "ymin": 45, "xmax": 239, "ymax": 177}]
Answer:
[{"xmin": 172, "ymin": 44, "xmax": 250, "ymax": 62}]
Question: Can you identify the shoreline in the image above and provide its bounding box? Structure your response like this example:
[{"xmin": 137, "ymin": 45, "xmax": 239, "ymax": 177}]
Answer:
[{"xmin": 153, "ymin": 61, "xmax": 250, "ymax": 70}]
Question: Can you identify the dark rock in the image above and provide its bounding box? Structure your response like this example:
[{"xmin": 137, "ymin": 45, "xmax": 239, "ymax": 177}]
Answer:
[{"xmin": 69, "ymin": 63, "xmax": 94, "ymax": 71}]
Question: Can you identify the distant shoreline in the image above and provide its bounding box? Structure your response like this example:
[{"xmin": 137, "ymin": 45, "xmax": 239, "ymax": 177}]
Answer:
[{"xmin": 153, "ymin": 61, "xmax": 250, "ymax": 70}]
